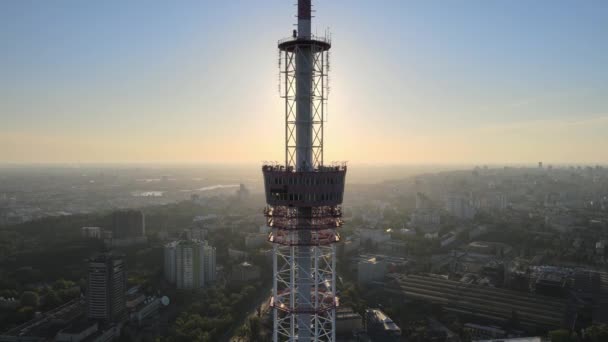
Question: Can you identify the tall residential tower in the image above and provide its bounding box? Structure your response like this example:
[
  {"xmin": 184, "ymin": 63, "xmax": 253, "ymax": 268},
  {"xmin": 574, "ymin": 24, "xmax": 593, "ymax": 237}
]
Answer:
[
  {"xmin": 263, "ymin": 1, "xmax": 346, "ymax": 340},
  {"xmin": 87, "ymin": 253, "xmax": 126, "ymax": 323},
  {"xmin": 163, "ymin": 239, "xmax": 216, "ymax": 290}
]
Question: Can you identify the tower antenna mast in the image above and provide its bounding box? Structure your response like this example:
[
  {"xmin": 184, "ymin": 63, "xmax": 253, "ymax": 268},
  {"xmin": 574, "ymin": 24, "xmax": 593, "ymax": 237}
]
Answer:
[{"xmin": 263, "ymin": 1, "xmax": 346, "ymax": 340}]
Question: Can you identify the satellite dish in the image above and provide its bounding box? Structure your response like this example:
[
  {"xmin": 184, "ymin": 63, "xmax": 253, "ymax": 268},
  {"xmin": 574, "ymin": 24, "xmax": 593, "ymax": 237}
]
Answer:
[{"xmin": 161, "ymin": 296, "xmax": 170, "ymax": 306}]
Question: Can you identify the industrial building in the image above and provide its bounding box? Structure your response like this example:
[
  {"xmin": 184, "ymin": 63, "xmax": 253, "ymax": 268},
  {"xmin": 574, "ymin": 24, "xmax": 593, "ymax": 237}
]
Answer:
[{"xmin": 387, "ymin": 274, "xmax": 571, "ymax": 332}]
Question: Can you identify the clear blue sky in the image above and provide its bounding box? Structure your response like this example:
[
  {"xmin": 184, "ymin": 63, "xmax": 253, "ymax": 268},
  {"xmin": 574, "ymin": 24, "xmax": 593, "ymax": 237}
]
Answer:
[{"xmin": 1, "ymin": 0, "xmax": 607, "ymax": 164}]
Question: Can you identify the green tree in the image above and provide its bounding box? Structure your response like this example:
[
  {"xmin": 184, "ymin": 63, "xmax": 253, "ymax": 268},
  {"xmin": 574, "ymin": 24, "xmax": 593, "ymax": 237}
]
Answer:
[
  {"xmin": 0, "ymin": 289, "xmax": 18, "ymax": 299},
  {"xmin": 549, "ymin": 329, "xmax": 574, "ymax": 342},
  {"xmin": 235, "ymin": 325, "xmax": 248, "ymax": 339},
  {"xmin": 53, "ymin": 278, "xmax": 74, "ymax": 290},
  {"xmin": 43, "ymin": 290, "xmax": 62, "ymax": 310},
  {"xmin": 17, "ymin": 306, "xmax": 35, "ymax": 321},
  {"xmin": 247, "ymin": 316, "xmax": 261, "ymax": 341},
  {"xmin": 585, "ymin": 324, "xmax": 608, "ymax": 342},
  {"xmin": 20, "ymin": 291, "xmax": 39, "ymax": 307}
]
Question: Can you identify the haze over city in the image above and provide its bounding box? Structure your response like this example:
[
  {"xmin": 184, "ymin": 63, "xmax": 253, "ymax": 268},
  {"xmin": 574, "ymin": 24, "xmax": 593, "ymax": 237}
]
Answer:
[
  {"xmin": 2, "ymin": 1, "xmax": 608, "ymax": 342},
  {"xmin": 1, "ymin": 0, "xmax": 606, "ymax": 164}
]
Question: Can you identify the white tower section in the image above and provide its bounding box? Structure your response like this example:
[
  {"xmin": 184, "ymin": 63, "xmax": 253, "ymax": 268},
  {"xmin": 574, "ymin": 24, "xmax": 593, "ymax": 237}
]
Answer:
[{"xmin": 263, "ymin": 1, "xmax": 346, "ymax": 341}]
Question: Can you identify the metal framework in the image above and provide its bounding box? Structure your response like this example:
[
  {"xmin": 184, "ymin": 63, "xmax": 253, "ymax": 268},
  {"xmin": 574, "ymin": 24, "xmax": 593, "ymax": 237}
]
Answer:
[
  {"xmin": 280, "ymin": 41, "xmax": 330, "ymax": 169},
  {"xmin": 271, "ymin": 244, "xmax": 337, "ymax": 340},
  {"xmin": 263, "ymin": 1, "xmax": 345, "ymax": 341},
  {"xmin": 263, "ymin": 167, "xmax": 346, "ymax": 341}
]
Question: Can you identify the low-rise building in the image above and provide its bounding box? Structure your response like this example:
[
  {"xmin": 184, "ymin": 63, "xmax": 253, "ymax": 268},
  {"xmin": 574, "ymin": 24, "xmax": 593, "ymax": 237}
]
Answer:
[
  {"xmin": 399, "ymin": 228, "xmax": 416, "ymax": 237},
  {"xmin": 379, "ymin": 240, "xmax": 407, "ymax": 256},
  {"xmin": 56, "ymin": 321, "xmax": 121, "ymax": 342},
  {"xmin": 440, "ymin": 232, "xmax": 457, "ymax": 248},
  {"xmin": 534, "ymin": 272, "xmax": 567, "ymax": 297},
  {"xmin": 359, "ymin": 228, "xmax": 391, "ymax": 247},
  {"xmin": 56, "ymin": 320, "xmax": 98, "ymax": 342},
  {"xmin": 358, "ymin": 257, "xmax": 387, "ymax": 285},
  {"xmin": 341, "ymin": 237, "xmax": 361, "ymax": 254},
  {"xmin": 125, "ymin": 293, "xmax": 145, "ymax": 310},
  {"xmin": 464, "ymin": 323, "xmax": 507, "ymax": 340},
  {"xmin": 335, "ymin": 306, "xmax": 363, "ymax": 337},
  {"xmin": 365, "ymin": 309, "xmax": 401, "ymax": 342},
  {"xmin": 81, "ymin": 227, "xmax": 101, "ymax": 239},
  {"xmin": 130, "ymin": 297, "xmax": 160, "ymax": 326},
  {"xmin": 230, "ymin": 262, "xmax": 261, "ymax": 283}
]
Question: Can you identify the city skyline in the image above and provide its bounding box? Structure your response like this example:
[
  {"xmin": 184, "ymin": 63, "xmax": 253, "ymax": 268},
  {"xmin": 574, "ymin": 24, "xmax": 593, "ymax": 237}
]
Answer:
[
  {"xmin": 2, "ymin": 2, "xmax": 608, "ymax": 341},
  {"xmin": 1, "ymin": 0, "xmax": 607, "ymax": 164}
]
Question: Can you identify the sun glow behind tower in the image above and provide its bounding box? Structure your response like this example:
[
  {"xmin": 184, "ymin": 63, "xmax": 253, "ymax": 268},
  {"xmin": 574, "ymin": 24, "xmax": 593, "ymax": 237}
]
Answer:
[{"xmin": 262, "ymin": 0, "xmax": 346, "ymax": 340}]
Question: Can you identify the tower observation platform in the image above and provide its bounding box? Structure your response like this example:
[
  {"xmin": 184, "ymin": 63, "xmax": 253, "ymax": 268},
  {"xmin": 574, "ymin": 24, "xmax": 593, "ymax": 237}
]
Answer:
[{"xmin": 263, "ymin": 1, "xmax": 346, "ymax": 341}]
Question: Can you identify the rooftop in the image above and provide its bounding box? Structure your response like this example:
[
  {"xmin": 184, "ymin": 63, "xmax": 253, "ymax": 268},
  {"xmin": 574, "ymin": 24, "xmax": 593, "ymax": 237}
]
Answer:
[{"xmin": 367, "ymin": 309, "xmax": 401, "ymax": 332}]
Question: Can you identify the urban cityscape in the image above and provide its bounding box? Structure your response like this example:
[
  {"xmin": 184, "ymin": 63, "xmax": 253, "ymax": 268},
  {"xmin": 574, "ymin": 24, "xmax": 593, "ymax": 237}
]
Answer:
[{"xmin": 1, "ymin": 1, "xmax": 608, "ymax": 342}]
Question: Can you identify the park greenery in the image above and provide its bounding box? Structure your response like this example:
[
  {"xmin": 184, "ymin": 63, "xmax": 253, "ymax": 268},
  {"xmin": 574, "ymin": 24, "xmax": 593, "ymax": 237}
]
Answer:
[{"xmin": 157, "ymin": 283, "xmax": 266, "ymax": 342}]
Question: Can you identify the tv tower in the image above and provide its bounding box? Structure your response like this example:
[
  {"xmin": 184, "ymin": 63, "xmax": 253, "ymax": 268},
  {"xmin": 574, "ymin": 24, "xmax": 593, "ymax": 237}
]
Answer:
[{"xmin": 262, "ymin": 0, "xmax": 346, "ymax": 341}]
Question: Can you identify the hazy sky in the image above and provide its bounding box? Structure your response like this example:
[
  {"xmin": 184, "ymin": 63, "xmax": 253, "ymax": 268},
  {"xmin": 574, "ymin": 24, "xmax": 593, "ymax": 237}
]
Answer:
[{"xmin": 1, "ymin": 0, "xmax": 607, "ymax": 164}]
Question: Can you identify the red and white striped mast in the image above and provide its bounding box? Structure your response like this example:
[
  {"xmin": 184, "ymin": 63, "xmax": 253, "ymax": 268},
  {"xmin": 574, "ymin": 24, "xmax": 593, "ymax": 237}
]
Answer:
[{"xmin": 262, "ymin": 1, "xmax": 346, "ymax": 340}]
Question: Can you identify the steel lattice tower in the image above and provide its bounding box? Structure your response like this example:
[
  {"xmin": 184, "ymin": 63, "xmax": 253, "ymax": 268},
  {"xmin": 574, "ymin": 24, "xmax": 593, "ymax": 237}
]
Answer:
[{"xmin": 262, "ymin": 1, "xmax": 346, "ymax": 341}]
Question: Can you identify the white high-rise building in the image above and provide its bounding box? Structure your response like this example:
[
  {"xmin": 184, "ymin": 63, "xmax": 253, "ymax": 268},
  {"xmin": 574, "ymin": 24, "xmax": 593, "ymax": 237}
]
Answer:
[
  {"xmin": 444, "ymin": 193, "xmax": 477, "ymax": 220},
  {"xmin": 163, "ymin": 241, "xmax": 177, "ymax": 283},
  {"xmin": 202, "ymin": 242, "xmax": 216, "ymax": 284},
  {"xmin": 164, "ymin": 239, "xmax": 216, "ymax": 290}
]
